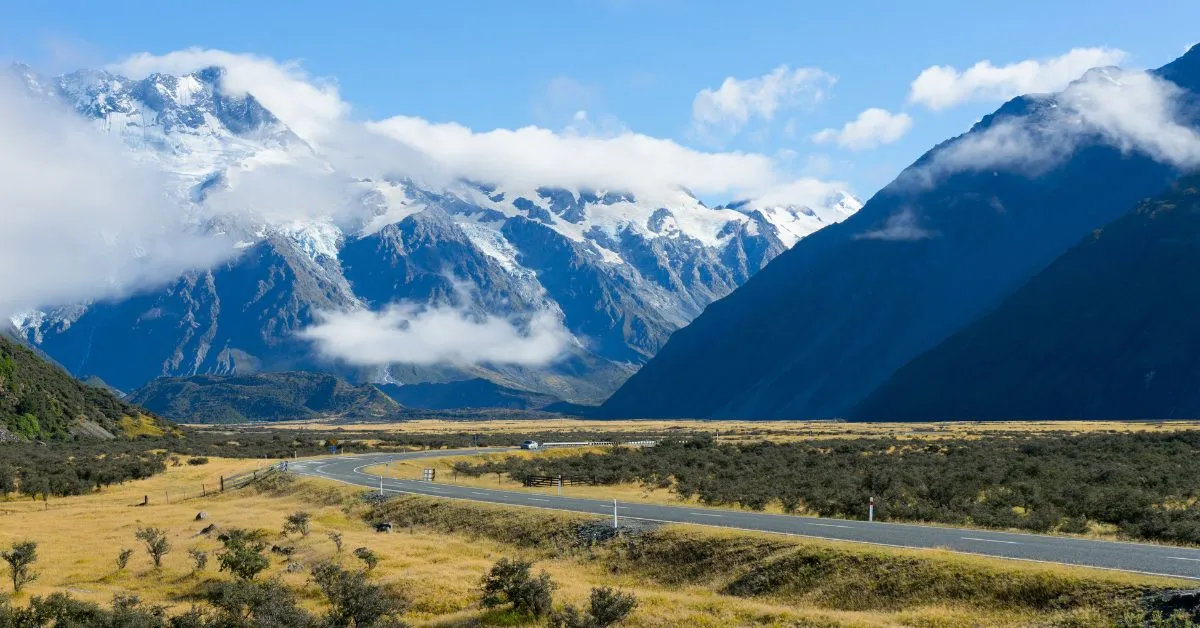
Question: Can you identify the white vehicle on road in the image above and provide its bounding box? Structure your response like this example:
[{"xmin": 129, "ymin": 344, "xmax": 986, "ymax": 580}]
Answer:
[{"xmin": 520, "ymin": 440, "xmax": 540, "ymax": 450}]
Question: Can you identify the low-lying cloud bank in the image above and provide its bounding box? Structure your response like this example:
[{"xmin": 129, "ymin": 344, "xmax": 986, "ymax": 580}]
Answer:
[{"xmin": 300, "ymin": 304, "xmax": 574, "ymax": 368}]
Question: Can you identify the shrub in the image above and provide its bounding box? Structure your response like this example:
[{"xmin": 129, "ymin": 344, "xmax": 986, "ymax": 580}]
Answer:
[
  {"xmin": 1, "ymin": 540, "xmax": 38, "ymax": 593},
  {"xmin": 353, "ymin": 547, "xmax": 379, "ymax": 572},
  {"xmin": 310, "ymin": 560, "xmax": 408, "ymax": 627},
  {"xmin": 480, "ymin": 558, "xmax": 555, "ymax": 618},
  {"xmin": 117, "ymin": 548, "xmax": 134, "ymax": 571},
  {"xmin": 586, "ymin": 587, "xmax": 638, "ymax": 626},
  {"xmin": 135, "ymin": 528, "xmax": 171, "ymax": 569},
  {"xmin": 188, "ymin": 548, "xmax": 208, "ymax": 571},
  {"xmin": 217, "ymin": 529, "xmax": 271, "ymax": 581},
  {"xmin": 550, "ymin": 587, "xmax": 638, "ymax": 628},
  {"xmin": 202, "ymin": 578, "xmax": 315, "ymax": 627},
  {"xmin": 283, "ymin": 511, "xmax": 311, "ymax": 537},
  {"xmin": 186, "ymin": 457, "xmax": 209, "ymax": 466},
  {"xmin": 327, "ymin": 531, "xmax": 344, "ymax": 552}
]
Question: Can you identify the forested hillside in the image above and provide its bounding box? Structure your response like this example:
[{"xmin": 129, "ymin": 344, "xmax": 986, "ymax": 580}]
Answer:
[
  {"xmin": 129, "ymin": 371, "xmax": 400, "ymax": 423},
  {"xmin": 0, "ymin": 335, "xmax": 169, "ymax": 440}
]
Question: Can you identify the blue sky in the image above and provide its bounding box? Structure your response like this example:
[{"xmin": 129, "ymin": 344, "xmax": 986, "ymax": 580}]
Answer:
[{"xmin": 3, "ymin": 0, "xmax": 1199, "ymax": 199}]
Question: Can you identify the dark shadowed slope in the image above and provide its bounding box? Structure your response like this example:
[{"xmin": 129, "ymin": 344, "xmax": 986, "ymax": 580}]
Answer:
[
  {"xmin": 128, "ymin": 371, "xmax": 399, "ymax": 423},
  {"xmin": 854, "ymin": 175, "xmax": 1200, "ymax": 420},
  {"xmin": 378, "ymin": 378, "xmax": 558, "ymax": 411},
  {"xmin": 599, "ymin": 50, "xmax": 1200, "ymax": 420},
  {"xmin": 0, "ymin": 336, "xmax": 168, "ymax": 440}
]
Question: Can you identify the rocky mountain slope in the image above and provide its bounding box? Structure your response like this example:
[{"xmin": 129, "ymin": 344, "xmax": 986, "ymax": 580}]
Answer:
[
  {"xmin": 10, "ymin": 64, "xmax": 859, "ymax": 405},
  {"xmin": 600, "ymin": 48, "xmax": 1200, "ymax": 420},
  {"xmin": 853, "ymin": 174, "xmax": 1200, "ymax": 420},
  {"xmin": 0, "ymin": 335, "xmax": 169, "ymax": 440},
  {"xmin": 128, "ymin": 371, "xmax": 399, "ymax": 423}
]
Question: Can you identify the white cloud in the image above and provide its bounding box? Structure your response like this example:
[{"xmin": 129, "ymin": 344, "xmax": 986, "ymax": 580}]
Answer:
[
  {"xmin": 301, "ymin": 304, "xmax": 573, "ymax": 367},
  {"xmin": 922, "ymin": 67, "xmax": 1200, "ymax": 181},
  {"xmin": 854, "ymin": 208, "xmax": 934, "ymax": 241},
  {"xmin": 0, "ymin": 75, "xmax": 234, "ymax": 317},
  {"xmin": 110, "ymin": 48, "xmax": 349, "ymax": 143},
  {"xmin": 749, "ymin": 177, "xmax": 853, "ymax": 208},
  {"xmin": 812, "ymin": 108, "xmax": 914, "ymax": 150},
  {"xmin": 368, "ymin": 115, "xmax": 783, "ymax": 198},
  {"xmin": 692, "ymin": 65, "xmax": 835, "ymax": 136},
  {"xmin": 908, "ymin": 47, "xmax": 1128, "ymax": 110}
]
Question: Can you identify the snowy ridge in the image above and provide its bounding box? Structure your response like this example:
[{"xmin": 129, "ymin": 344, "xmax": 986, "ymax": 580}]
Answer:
[{"xmin": 12, "ymin": 62, "xmax": 860, "ymax": 404}]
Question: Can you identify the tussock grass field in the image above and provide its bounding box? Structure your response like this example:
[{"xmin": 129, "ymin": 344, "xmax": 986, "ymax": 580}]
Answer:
[
  {"xmin": 262, "ymin": 417, "xmax": 1200, "ymax": 442},
  {"xmin": 0, "ymin": 454, "xmax": 1190, "ymax": 626}
]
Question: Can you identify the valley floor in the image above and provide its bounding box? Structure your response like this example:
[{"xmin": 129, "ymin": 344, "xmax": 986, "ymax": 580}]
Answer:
[{"xmin": 0, "ymin": 453, "xmax": 1192, "ymax": 626}]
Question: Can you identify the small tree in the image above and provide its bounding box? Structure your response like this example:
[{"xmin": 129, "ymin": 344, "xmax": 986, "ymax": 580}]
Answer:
[
  {"xmin": 188, "ymin": 548, "xmax": 208, "ymax": 571},
  {"xmin": 1, "ymin": 541, "xmax": 38, "ymax": 593},
  {"xmin": 311, "ymin": 561, "xmax": 407, "ymax": 627},
  {"xmin": 283, "ymin": 511, "xmax": 311, "ymax": 537},
  {"xmin": 353, "ymin": 547, "xmax": 379, "ymax": 572},
  {"xmin": 481, "ymin": 558, "xmax": 555, "ymax": 618},
  {"xmin": 135, "ymin": 528, "xmax": 171, "ymax": 569},
  {"xmin": 217, "ymin": 529, "xmax": 270, "ymax": 581},
  {"xmin": 326, "ymin": 531, "xmax": 344, "ymax": 552},
  {"xmin": 117, "ymin": 548, "xmax": 134, "ymax": 571}
]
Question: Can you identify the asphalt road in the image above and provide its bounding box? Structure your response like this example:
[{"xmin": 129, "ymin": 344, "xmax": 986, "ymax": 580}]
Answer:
[{"xmin": 289, "ymin": 448, "xmax": 1200, "ymax": 580}]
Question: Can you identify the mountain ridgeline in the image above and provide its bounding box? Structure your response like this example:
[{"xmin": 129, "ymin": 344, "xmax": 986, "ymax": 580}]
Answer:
[
  {"xmin": 853, "ymin": 175, "xmax": 1200, "ymax": 420},
  {"xmin": 0, "ymin": 335, "xmax": 169, "ymax": 440},
  {"xmin": 128, "ymin": 372, "xmax": 400, "ymax": 423},
  {"xmin": 10, "ymin": 63, "xmax": 859, "ymax": 407},
  {"xmin": 600, "ymin": 46, "xmax": 1200, "ymax": 420}
]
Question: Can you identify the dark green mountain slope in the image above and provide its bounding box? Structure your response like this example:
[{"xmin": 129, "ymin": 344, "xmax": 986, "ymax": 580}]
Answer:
[
  {"xmin": 129, "ymin": 371, "xmax": 400, "ymax": 423},
  {"xmin": 854, "ymin": 176, "xmax": 1200, "ymax": 420},
  {"xmin": 0, "ymin": 335, "xmax": 168, "ymax": 440},
  {"xmin": 378, "ymin": 378, "xmax": 558, "ymax": 410}
]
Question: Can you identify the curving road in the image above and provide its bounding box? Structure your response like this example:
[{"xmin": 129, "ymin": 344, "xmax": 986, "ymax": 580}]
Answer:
[{"xmin": 289, "ymin": 449, "xmax": 1200, "ymax": 580}]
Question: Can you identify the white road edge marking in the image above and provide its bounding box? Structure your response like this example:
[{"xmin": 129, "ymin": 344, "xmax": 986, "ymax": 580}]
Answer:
[
  {"xmin": 1168, "ymin": 557, "xmax": 1200, "ymax": 562},
  {"xmin": 528, "ymin": 498, "xmax": 550, "ymax": 502},
  {"xmin": 962, "ymin": 537, "xmax": 1021, "ymax": 545},
  {"xmin": 806, "ymin": 523, "xmax": 852, "ymax": 529},
  {"xmin": 690, "ymin": 512, "xmax": 722, "ymax": 517}
]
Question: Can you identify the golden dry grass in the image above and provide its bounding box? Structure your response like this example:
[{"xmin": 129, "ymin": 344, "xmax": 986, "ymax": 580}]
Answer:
[
  {"xmin": 245, "ymin": 417, "xmax": 1200, "ymax": 444},
  {"xmin": 0, "ymin": 456, "xmax": 1187, "ymax": 626}
]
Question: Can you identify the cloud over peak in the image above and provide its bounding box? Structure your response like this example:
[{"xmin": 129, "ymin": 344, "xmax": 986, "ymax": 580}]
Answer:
[
  {"xmin": 110, "ymin": 48, "xmax": 349, "ymax": 143},
  {"xmin": 908, "ymin": 47, "xmax": 1128, "ymax": 110}
]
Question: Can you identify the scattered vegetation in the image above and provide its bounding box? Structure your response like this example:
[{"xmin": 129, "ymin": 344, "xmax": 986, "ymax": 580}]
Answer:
[
  {"xmin": 551, "ymin": 587, "xmax": 638, "ymax": 628},
  {"xmin": 454, "ymin": 433, "xmax": 1200, "ymax": 543},
  {"xmin": 353, "ymin": 547, "xmax": 379, "ymax": 572},
  {"xmin": 1, "ymin": 541, "xmax": 38, "ymax": 593},
  {"xmin": 282, "ymin": 511, "xmax": 311, "ymax": 537},
  {"xmin": 215, "ymin": 529, "xmax": 270, "ymax": 581},
  {"xmin": 188, "ymin": 548, "xmax": 208, "ymax": 572},
  {"xmin": 481, "ymin": 557, "xmax": 556, "ymax": 619},
  {"xmin": 135, "ymin": 528, "xmax": 171, "ymax": 569},
  {"xmin": 116, "ymin": 548, "xmax": 133, "ymax": 571}
]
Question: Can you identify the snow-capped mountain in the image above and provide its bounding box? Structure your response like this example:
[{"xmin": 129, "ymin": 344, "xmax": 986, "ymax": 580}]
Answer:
[{"xmin": 10, "ymin": 63, "xmax": 860, "ymax": 405}]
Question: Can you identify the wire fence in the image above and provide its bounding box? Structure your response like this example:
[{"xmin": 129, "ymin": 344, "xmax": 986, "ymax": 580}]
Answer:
[{"xmin": 0, "ymin": 465, "xmax": 284, "ymax": 516}]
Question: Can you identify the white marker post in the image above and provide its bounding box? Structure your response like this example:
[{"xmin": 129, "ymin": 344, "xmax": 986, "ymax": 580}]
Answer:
[
  {"xmin": 868, "ymin": 496, "xmax": 875, "ymax": 522},
  {"xmin": 557, "ymin": 475, "xmax": 562, "ymax": 496},
  {"xmin": 613, "ymin": 498, "xmax": 618, "ymax": 528}
]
